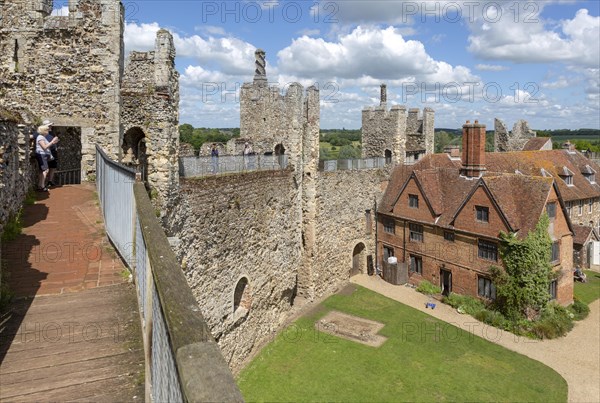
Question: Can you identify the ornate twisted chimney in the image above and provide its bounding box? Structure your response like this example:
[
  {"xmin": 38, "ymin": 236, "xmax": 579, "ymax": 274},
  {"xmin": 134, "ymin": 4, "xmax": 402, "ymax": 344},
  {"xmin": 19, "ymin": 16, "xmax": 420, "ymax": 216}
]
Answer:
[
  {"xmin": 380, "ymin": 84, "xmax": 387, "ymax": 107},
  {"xmin": 253, "ymin": 49, "xmax": 267, "ymax": 87},
  {"xmin": 461, "ymin": 120, "xmax": 487, "ymax": 178}
]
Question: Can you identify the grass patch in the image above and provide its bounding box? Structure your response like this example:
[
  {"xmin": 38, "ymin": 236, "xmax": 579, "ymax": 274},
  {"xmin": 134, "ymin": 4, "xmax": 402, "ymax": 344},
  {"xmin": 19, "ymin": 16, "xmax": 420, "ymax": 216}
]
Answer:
[
  {"xmin": 574, "ymin": 270, "xmax": 600, "ymax": 305},
  {"xmin": 237, "ymin": 286, "xmax": 567, "ymax": 402}
]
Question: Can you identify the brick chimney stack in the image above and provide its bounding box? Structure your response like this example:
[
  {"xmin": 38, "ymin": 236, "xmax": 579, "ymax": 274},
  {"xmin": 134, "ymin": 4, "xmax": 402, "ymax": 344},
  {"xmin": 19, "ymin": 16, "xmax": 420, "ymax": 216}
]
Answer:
[
  {"xmin": 461, "ymin": 120, "xmax": 487, "ymax": 178},
  {"xmin": 380, "ymin": 84, "xmax": 387, "ymax": 107}
]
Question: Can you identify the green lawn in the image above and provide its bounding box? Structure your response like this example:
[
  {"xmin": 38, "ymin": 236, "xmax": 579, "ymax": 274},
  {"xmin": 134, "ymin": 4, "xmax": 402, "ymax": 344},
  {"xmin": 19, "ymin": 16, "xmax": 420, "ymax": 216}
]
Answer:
[
  {"xmin": 237, "ymin": 286, "xmax": 567, "ymax": 402},
  {"xmin": 574, "ymin": 270, "xmax": 600, "ymax": 305}
]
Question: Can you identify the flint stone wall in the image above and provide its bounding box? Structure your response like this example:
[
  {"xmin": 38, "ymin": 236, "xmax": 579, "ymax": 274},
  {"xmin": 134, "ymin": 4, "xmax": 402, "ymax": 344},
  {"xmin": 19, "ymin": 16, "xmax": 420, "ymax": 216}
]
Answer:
[
  {"xmin": 0, "ymin": 117, "xmax": 33, "ymax": 235},
  {"xmin": 311, "ymin": 169, "xmax": 390, "ymax": 297},
  {"xmin": 170, "ymin": 171, "xmax": 302, "ymax": 373},
  {"xmin": 0, "ymin": 0, "xmax": 124, "ymax": 178},
  {"xmin": 168, "ymin": 164, "xmax": 389, "ymax": 371},
  {"xmin": 494, "ymin": 118, "xmax": 537, "ymax": 152}
]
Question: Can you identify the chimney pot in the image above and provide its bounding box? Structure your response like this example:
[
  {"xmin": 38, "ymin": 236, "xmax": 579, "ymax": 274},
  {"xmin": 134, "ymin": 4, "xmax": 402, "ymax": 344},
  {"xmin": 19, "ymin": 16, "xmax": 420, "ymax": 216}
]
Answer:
[{"xmin": 466, "ymin": 120, "xmax": 470, "ymax": 124}]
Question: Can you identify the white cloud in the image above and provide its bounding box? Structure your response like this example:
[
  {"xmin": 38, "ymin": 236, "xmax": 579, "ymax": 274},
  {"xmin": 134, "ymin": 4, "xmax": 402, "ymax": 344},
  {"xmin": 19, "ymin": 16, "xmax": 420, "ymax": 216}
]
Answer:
[
  {"xmin": 277, "ymin": 26, "xmax": 480, "ymax": 88},
  {"xmin": 541, "ymin": 77, "xmax": 571, "ymax": 89},
  {"xmin": 125, "ymin": 22, "xmax": 257, "ymax": 76},
  {"xmin": 297, "ymin": 28, "xmax": 321, "ymax": 37},
  {"xmin": 195, "ymin": 25, "xmax": 226, "ymax": 36},
  {"xmin": 468, "ymin": 8, "xmax": 600, "ymax": 68},
  {"xmin": 475, "ymin": 64, "xmax": 509, "ymax": 72}
]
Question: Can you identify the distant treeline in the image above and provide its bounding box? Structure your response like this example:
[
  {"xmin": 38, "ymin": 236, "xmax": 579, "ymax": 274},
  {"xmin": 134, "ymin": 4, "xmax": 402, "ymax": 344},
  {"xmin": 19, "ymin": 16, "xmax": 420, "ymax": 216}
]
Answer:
[
  {"xmin": 320, "ymin": 129, "xmax": 362, "ymax": 146},
  {"xmin": 434, "ymin": 128, "xmax": 600, "ymax": 152},
  {"xmin": 179, "ymin": 124, "xmax": 240, "ymax": 151}
]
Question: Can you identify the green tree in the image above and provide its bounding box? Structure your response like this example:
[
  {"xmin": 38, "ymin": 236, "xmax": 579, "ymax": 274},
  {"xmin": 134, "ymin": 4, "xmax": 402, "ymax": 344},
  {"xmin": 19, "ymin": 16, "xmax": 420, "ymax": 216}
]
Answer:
[
  {"xmin": 338, "ymin": 145, "xmax": 361, "ymax": 159},
  {"xmin": 179, "ymin": 123, "xmax": 194, "ymax": 143},
  {"xmin": 490, "ymin": 214, "xmax": 553, "ymax": 320},
  {"xmin": 435, "ymin": 131, "xmax": 453, "ymax": 153}
]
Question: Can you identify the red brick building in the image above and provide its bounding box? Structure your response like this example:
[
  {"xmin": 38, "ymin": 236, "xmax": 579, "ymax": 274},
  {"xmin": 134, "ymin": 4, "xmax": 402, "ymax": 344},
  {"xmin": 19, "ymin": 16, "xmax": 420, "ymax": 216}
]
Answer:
[{"xmin": 378, "ymin": 121, "xmax": 574, "ymax": 305}]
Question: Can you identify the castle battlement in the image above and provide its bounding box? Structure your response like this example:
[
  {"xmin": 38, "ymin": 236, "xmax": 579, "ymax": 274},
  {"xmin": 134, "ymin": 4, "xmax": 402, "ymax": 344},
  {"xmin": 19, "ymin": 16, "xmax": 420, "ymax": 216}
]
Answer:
[
  {"xmin": 239, "ymin": 50, "xmax": 319, "ymax": 169},
  {"xmin": 361, "ymin": 85, "xmax": 434, "ymax": 164}
]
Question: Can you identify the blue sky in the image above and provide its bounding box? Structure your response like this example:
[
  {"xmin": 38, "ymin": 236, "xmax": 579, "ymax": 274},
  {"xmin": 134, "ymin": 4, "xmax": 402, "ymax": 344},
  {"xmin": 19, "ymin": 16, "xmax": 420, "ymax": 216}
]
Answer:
[{"xmin": 54, "ymin": 1, "xmax": 600, "ymax": 130}]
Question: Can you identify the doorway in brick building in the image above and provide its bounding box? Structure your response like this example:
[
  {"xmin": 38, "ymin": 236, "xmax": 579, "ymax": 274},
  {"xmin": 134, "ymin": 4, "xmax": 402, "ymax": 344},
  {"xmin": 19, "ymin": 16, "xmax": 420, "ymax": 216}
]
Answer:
[
  {"xmin": 51, "ymin": 126, "xmax": 82, "ymax": 184},
  {"xmin": 440, "ymin": 268, "xmax": 452, "ymax": 296}
]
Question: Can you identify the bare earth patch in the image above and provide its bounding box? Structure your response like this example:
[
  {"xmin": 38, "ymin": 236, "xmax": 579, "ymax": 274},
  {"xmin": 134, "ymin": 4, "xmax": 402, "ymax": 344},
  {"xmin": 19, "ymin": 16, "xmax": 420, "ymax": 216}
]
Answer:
[{"xmin": 316, "ymin": 310, "xmax": 387, "ymax": 347}]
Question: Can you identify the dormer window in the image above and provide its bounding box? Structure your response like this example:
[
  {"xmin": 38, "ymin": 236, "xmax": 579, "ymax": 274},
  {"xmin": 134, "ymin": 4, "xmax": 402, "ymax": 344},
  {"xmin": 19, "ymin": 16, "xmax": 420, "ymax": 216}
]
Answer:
[
  {"xmin": 540, "ymin": 168, "xmax": 550, "ymax": 177},
  {"xmin": 560, "ymin": 167, "xmax": 574, "ymax": 186},
  {"xmin": 582, "ymin": 165, "xmax": 596, "ymax": 184}
]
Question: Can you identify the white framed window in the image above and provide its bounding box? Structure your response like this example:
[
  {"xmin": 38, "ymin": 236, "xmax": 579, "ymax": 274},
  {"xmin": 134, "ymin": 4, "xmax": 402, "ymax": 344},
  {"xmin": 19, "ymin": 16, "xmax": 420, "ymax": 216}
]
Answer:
[{"xmin": 578, "ymin": 200, "xmax": 583, "ymax": 216}]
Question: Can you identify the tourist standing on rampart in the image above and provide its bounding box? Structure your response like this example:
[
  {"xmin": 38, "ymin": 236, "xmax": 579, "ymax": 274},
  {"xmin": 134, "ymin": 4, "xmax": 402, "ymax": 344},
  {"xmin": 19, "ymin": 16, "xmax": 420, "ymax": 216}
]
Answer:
[
  {"xmin": 35, "ymin": 125, "xmax": 59, "ymax": 192},
  {"xmin": 43, "ymin": 120, "xmax": 58, "ymax": 187},
  {"xmin": 211, "ymin": 144, "xmax": 219, "ymax": 174},
  {"xmin": 243, "ymin": 142, "xmax": 253, "ymax": 170}
]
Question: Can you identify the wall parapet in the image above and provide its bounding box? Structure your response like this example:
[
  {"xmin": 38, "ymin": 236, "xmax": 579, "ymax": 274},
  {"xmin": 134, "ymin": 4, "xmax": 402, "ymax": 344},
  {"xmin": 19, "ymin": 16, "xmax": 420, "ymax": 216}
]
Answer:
[
  {"xmin": 320, "ymin": 157, "xmax": 387, "ymax": 172},
  {"xmin": 96, "ymin": 146, "xmax": 243, "ymax": 403}
]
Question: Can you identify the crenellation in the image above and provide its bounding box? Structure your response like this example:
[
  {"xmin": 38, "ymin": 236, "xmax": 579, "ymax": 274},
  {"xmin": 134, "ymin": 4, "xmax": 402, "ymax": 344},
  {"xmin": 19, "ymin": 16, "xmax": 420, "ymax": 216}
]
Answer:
[{"xmin": 361, "ymin": 86, "xmax": 433, "ymax": 164}]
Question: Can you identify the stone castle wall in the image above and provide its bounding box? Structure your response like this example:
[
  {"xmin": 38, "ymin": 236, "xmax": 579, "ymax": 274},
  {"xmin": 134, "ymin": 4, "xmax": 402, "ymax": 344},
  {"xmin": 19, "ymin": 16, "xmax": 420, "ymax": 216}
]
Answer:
[
  {"xmin": 0, "ymin": 0, "xmax": 124, "ymax": 178},
  {"xmin": 121, "ymin": 29, "xmax": 180, "ymax": 208},
  {"xmin": 167, "ymin": 164, "xmax": 389, "ymax": 370},
  {"xmin": 361, "ymin": 102, "xmax": 434, "ymax": 164},
  {"xmin": 239, "ymin": 83, "xmax": 306, "ymax": 166},
  {"xmin": 0, "ymin": 115, "xmax": 34, "ymax": 235},
  {"xmin": 310, "ymin": 169, "xmax": 390, "ymax": 297},
  {"xmin": 362, "ymin": 106, "xmax": 407, "ymax": 164},
  {"xmin": 168, "ymin": 171, "xmax": 302, "ymax": 373},
  {"xmin": 494, "ymin": 118, "xmax": 536, "ymax": 152}
]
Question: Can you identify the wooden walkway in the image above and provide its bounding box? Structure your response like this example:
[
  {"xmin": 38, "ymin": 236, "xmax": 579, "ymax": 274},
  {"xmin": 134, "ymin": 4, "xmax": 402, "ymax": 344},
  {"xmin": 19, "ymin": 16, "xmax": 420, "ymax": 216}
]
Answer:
[{"xmin": 1, "ymin": 184, "xmax": 144, "ymax": 402}]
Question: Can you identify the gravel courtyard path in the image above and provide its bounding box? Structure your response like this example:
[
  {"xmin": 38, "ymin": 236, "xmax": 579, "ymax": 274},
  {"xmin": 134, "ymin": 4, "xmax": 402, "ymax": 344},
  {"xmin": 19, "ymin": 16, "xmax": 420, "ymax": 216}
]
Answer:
[{"xmin": 351, "ymin": 274, "xmax": 600, "ymax": 403}]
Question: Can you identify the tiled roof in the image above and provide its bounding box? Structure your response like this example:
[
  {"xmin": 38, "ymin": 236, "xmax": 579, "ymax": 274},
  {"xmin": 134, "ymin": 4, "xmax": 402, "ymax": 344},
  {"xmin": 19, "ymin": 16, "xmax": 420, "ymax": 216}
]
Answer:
[
  {"xmin": 573, "ymin": 225, "xmax": 594, "ymax": 245},
  {"xmin": 523, "ymin": 137, "xmax": 552, "ymax": 151},
  {"xmin": 380, "ymin": 164, "xmax": 554, "ymax": 238},
  {"xmin": 483, "ymin": 174, "xmax": 553, "ymax": 235},
  {"xmin": 416, "ymin": 149, "xmax": 600, "ymax": 202}
]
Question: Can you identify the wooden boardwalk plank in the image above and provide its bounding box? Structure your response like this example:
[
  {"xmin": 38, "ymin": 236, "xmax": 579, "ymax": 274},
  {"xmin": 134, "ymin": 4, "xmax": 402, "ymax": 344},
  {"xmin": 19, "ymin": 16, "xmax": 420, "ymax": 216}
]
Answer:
[{"xmin": 0, "ymin": 185, "xmax": 144, "ymax": 402}]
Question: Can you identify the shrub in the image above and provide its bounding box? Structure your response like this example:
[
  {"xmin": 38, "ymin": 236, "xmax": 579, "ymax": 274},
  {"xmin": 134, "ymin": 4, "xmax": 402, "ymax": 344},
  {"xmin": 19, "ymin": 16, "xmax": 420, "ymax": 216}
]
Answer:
[
  {"xmin": 475, "ymin": 309, "xmax": 509, "ymax": 329},
  {"xmin": 416, "ymin": 280, "xmax": 441, "ymax": 295},
  {"xmin": 1, "ymin": 209, "xmax": 23, "ymax": 242},
  {"xmin": 569, "ymin": 299, "xmax": 590, "ymax": 321},
  {"xmin": 443, "ymin": 294, "xmax": 486, "ymax": 316},
  {"xmin": 530, "ymin": 303, "xmax": 574, "ymax": 339}
]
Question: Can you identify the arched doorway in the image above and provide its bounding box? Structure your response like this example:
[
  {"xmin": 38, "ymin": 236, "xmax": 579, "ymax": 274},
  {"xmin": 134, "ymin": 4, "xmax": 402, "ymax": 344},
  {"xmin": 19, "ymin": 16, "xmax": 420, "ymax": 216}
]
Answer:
[
  {"xmin": 122, "ymin": 127, "xmax": 148, "ymax": 181},
  {"xmin": 233, "ymin": 277, "xmax": 252, "ymax": 313},
  {"xmin": 275, "ymin": 143, "xmax": 286, "ymax": 168},
  {"xmin": 385, "ymin": 149, "xmax": 392, "ymax": 164},
  {"xmin": 351, "ymin": 243, "xmax": 366, "ymax": 276}
]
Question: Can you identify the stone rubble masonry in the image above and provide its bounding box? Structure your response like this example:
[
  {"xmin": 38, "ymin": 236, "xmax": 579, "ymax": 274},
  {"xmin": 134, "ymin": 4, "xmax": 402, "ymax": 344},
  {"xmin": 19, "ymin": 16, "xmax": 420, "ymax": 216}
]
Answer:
[
  {"xmin": 494, "ymin": 118, "xmax": 537, "ymax": 152},
  {"xmin": 121, "ymin": 29, "xmax": 180, "ymax": 208},
  {"xmin": 0, "ymin": 0, "xmax": 124, "ymax": 179},
  {"xmin": 361, "ymin": 96, "xmax": 434, "ymax": 164},
  {"xmin": 167, "ymin": 53, "xmax": 390, "ymax": 369},
  {"xmin": 0, "ymin": 115, "xmax": 34, "ymax": 236},
  {"xmin": 0, "ymin": 114, "xmax": 35, "ymax": 279}
]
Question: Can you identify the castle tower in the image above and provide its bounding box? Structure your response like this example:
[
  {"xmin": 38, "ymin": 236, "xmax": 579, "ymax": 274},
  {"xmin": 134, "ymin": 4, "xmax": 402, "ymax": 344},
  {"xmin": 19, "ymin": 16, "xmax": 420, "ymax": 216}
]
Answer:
[
  {"xmin": 361, "ymin": 85, "xmax": 433, "ymax": 165},
  {"xmin": 121, "ymin": 29, "xmax": 180, "ymax": 209},
  {"xmin": 0, "ymin": 0, "xmax": 124, "ymax": 179}
]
